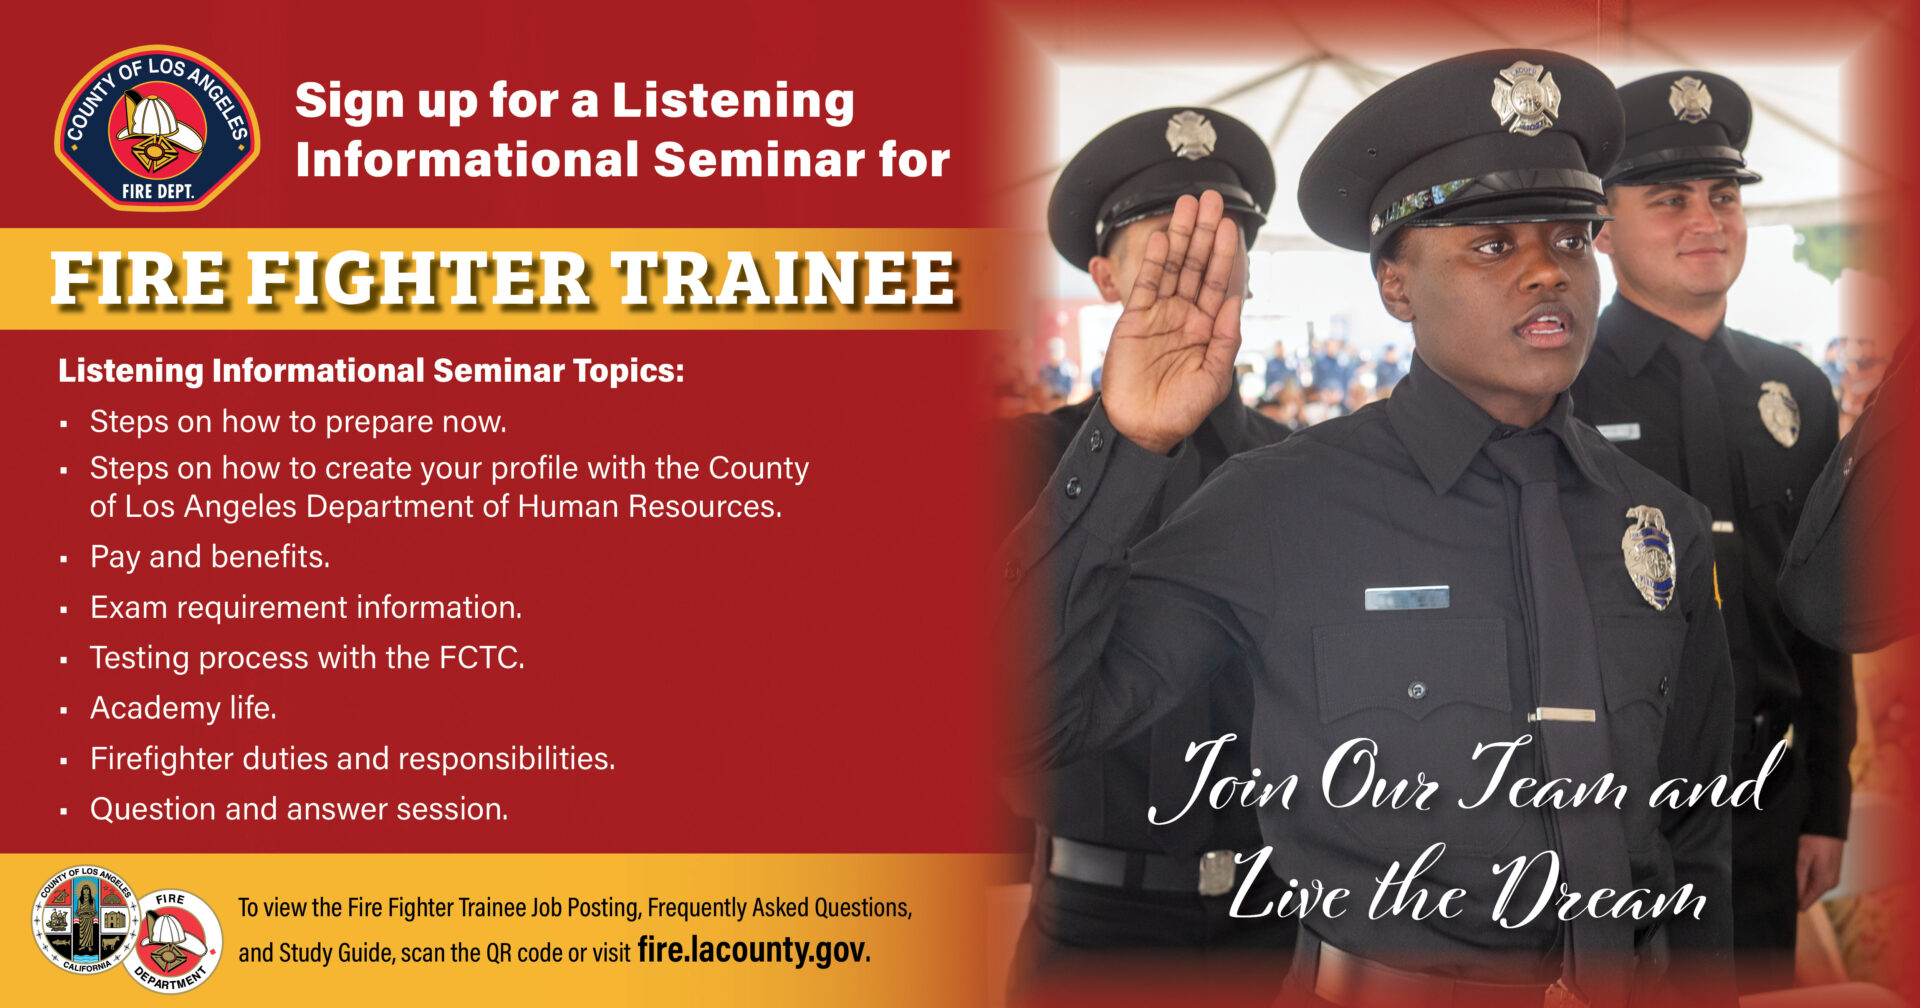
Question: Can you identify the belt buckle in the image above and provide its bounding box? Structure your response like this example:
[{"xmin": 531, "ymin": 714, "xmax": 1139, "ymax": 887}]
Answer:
[
  {"xmin": 1543, "ymin": 980, "xmax": 1589, "ymax": 1008},
  {"xmin": 1198, "ymin": 850, "xmax": 1235, "ymax": 896}
]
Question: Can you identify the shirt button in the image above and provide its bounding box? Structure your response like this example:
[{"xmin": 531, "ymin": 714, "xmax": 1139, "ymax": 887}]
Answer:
[
  {"xmin": 1407, "ymin": 681, "xmax": 1428, "ymax": 700},
  {"xmin": 1065, "ymin": 476, "xmax": 1083, "ymax": 499},
  {"xmin": 1002, "ymin": 561, "xmax": 1019, "ymax": 583},
  {"xmin": 1089, "ymin": 428, "xmax": 1105, "ymax": 453},
  {"xmin": 1659, "ymin": 675, "xmax": 1670, "ymax": 696}
]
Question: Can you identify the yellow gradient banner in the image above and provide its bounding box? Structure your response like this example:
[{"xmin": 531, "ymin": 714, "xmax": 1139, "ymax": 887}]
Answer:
[
  {"xmin": 6, "ymin": 853, "xmax": 1001, "ymax": 1005},
  {"xmin": 6, "ymin": 229, "xmax": 1011, "ymax": 329}
]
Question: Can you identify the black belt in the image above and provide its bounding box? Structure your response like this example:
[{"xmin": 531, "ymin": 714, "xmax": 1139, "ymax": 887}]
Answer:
[
  {"xmin": 1300, "ymin": 927, "xmax": 1666, "ymax": 1007},
  {"xmin": 1047, "ymin": 836, "xmax": 1244, "ymax": 896},
  {"xmin": 1310, "ymin": 936, "xmax": 1561, "ymax": 1008}
]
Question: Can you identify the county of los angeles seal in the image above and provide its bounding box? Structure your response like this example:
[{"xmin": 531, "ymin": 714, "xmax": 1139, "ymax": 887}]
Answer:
[
  {"xmin": 53, "ymin": 45, "xmax": 260, "ymax": 211},
  {"xmin": 31, "ymin": 865, "xmax": 140, "ymax": 973},
  {"xmin": 125, "ymin": 889, "xmax": 224, "ymax": 994}
]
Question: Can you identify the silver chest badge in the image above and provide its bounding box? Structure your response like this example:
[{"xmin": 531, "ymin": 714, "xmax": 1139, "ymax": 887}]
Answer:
[
  {"xmin": 1166, "ymin": 111, "xmax": 1217, "ymax": 160},
  {"xmin": 1492, "ymin": 61, "xmax": 1561, "ymax": 136},
  {"xmin": 1622, "ymin": 505, "xmax": 1677, "ymax": 611},
  {"xmin": 1758, "ymin": 381, "xmax": 1800, "ymax": 447},
  {"xmin": 1669, "ymin": 75, "xmax": 1713, "ymax": 123}
]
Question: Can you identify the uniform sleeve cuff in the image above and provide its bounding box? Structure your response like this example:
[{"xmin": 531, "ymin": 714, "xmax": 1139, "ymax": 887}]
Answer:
[
  {"xmin": 993, "ymin": 402, "xmax": 1179, "ymax": 589},
  {"xmin": 1072, "ymin": 403, "xmax": 1178, "ymax": 546}
]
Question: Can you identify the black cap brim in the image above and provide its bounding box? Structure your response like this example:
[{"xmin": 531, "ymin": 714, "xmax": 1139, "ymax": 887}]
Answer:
[
  {"xmin": 1411, "ymin": 194, "xmax": 1611, "ymax": 228},
  {"xmin": 1299, "ymin": 51, "xmax": 1623, "ymax": 254},
  {"xmin": 1607, "ymin": 72, "xmax": 1760, "ymax": 188},
  {"xmin": 1050, "ymin": 107, "xmax": 1277, "ymax": 271},
  {"xmin": 1605, "ymin": 144, "xmax": 1761, "ymax": 186}
]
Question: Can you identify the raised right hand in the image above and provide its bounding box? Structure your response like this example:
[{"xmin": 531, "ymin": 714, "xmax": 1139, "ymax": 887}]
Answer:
[{"xmin": 1101, "ymin": 190, "xmax": 1248, "ymax": 455}]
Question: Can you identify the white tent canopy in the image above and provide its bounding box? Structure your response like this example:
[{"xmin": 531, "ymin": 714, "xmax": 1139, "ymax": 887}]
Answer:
[
  {"xmin": 1028, "ymin": 55, "xmax": 1859, "ymax": 354},
  {"xmin": 1039, "ymin": 57, "xmax": 1844, "ymax": 251}
]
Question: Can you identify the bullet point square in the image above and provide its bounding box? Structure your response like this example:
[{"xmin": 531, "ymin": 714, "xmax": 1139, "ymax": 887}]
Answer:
[
  {"xmin": 59, "ymin": 707, "xmax": 67, "ymax": 714},
  {"xmin": 59, "ymin": 758, "xmax": 68, "ymax": 765},
  {"xmin": 59, "ymin": 420, "xmax": 68, "ymax": 428},
  {"xmin": 59, "ymin": 808, "xmax": 67, "ymax": 816},
  {"xmin": 59, "ymin": 555, "xmax": 67, "ymax": 563},
  {"xmin": 59, "ymin": 657, "xmax": 67, "ymax": 664},
  {"xmin": 58, "ymin": 467, "xmax": 67, "ymax": 474},
  {"xmin": 58, "ymin": 606, "xmax": 67, "ymax": 614}
]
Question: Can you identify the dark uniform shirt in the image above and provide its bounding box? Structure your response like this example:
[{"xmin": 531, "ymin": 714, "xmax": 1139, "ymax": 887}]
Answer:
[
  {"xmin": 1571, "ymin": 295, "xmax": 1853, "ymax": 838},
  {"xmin": 1001, "ymin": 394, "xmax": 1286, "ymax": 857},
  {"xmin": 1780, "ymin": 332, "xmax": 1918, "ymax": 652},
  {"xmin": 1000, "ymin": 355, "xmax": 1733, "ymax": 980}
]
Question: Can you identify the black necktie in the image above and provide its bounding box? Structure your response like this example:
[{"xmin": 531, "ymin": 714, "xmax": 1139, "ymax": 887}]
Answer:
[
  {"xmin": 1485, "ymin": 431, "xmax": 1634, "ymax": 1007},
  {"xmin": 1668, "ymin": 335, "xmax": 1737, "ymax": 523},
  {"xmin": 1668, "ymin": 335, "xmax": 1751, "ymax": 711},
  {"xmin": 1146, "ymin": 441, "xmax": 1220, "ymax": 855}
]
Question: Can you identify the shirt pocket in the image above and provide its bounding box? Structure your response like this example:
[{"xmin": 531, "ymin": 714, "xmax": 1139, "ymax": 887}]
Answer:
[
  {"xmin": 1312, "ymin": 618, "xmax": 1520, "ymax": 857},
  {"xmin": 1613, "ymin": 434, "xmax": 1684, "ymax": 487},
  {"xmin": 1741, "ymin": 446, "xmax": 1802, "ymax": 519},
  {"xmin": 1595, "ymin": 615, "xmax": 1686, "ymax": 854}
]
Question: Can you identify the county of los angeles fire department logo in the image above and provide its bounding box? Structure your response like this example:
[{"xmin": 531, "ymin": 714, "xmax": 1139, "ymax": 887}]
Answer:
[
  {"xmin": 31, "ymin": 865, "xmax": 140, "ymax": 974},
  {"xmin": 124, "ymin": 889, "xmax": 223, "ymax": 994},
  {"xmin": 54, "ymin": 45, "xmax": 260, "ymax": 211}
]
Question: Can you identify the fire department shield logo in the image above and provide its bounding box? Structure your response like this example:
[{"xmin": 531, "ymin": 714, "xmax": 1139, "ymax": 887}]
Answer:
[
  {"xmin": 1669, "ymin": 75, "xmax": 1714, "ymax": 123},
  {"xmin": 1165, "ymin": 110, "xmax": 1218, "ymax": 160},
  {"xmin": 30, "ymin": 865, "xmax": 139, "ymax": 974},
  {"xmin": 54, "ymin": 45, "xmax": 259, "ymax": 211},
  {"xmin": 1758, "ymin": 381, "xmax": 1800, "ymax": 447},
  {"xmin": 1491, "ymin": 61, "xmax": 1561, "ymax": 136},
  {"xmin": 1621, "ymin": 505, "xmax": 1677, "ymax": 611},
  {"xmin": 125, "ymin": 889, "xmax": 223, "ymax": 994}
]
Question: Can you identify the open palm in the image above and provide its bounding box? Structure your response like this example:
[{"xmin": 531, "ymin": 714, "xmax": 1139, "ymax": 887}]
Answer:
[{"xmin": 1103, "ymin": 191, "xmax": 1247, "ymax": 455}]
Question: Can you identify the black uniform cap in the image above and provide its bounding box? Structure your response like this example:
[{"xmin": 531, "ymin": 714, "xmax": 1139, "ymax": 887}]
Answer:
[
  {"xmin": 1606, "ymin": 70, "xmax": 1761, "ymax": 187},
  {"xmin": 1299, "ymin": 50, "xmax": 1623, "ymax": 254},
  {"xmin": 1049, "ymin": 107, "xmax": 1275, "ymax": 271}
]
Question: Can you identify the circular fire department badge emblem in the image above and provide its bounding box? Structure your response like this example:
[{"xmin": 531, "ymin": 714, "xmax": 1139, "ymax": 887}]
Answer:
[{"xmin": 125, "ymin": 889, "xmax": 223, "ymax": 994}]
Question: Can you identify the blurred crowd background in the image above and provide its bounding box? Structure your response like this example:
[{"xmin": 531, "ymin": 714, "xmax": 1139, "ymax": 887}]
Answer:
[{"xmin": 994, "ymin": 271, "xmax": 1897, "ymax": 439}]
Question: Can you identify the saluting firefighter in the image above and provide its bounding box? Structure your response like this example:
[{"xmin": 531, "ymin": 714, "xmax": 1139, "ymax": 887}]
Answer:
[
  {"xmin": 999, "ymin": 50, "xmax": 1735, "ymax": 1006},
  {"xmin": 1000, "ymin": 107, "xmax": 1294, "ymax": 997},
  {"xmin": 1568, "ymin": 70, "xmax": 1854, "ymax": 994}
]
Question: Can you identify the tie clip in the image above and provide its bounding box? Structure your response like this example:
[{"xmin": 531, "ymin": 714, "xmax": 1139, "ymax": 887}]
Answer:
[
  {"xmin": 1528, "ymin": 707, "xmax": 1596, "ymax": 723},
  {"xmin": 1711, "ymin": 520, "xmax": 1736, "ymax": 534}
]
